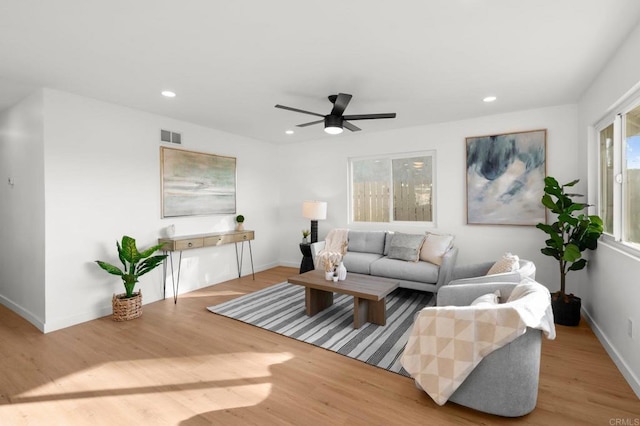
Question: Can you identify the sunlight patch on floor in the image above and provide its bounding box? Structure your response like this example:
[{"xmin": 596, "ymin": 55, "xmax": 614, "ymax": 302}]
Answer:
[{"xmin": 10, "ymin": 351, "xmax": 294, "ymax": 412}]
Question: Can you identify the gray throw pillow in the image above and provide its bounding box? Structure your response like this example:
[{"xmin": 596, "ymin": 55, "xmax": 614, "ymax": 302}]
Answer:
[{"xmin": 387, "ymin": 232, "xmax": 426, "ymax": 262}]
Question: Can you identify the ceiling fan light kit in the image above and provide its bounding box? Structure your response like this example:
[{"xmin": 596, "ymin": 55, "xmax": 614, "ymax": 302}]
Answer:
[
  {"xmin": 324, "ymin": 115, "xmax": 344, "ymax": 134},
  {"xmin": 275, "ymin": 93, "xmax": 396, "ymax": 135}
]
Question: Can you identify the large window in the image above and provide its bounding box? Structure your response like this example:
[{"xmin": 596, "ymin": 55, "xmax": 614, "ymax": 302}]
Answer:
[
  {"xmin": 597, "ymin": 102, "xmax": 640, "ymax": 249},
  {"xmin": 349, "ymin": 152, "xmax": 435, "ymax": 223}
]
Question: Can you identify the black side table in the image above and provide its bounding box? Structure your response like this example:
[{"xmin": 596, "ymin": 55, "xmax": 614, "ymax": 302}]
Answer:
[{"xmin": 299, "ymin": 243, "xmax": 314, "ymax": 274}]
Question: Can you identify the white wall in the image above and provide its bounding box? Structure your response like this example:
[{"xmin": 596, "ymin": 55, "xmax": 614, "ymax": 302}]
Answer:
[
  {"xmin": 579, "ymin": 22, "xmax": 640, "ymax": 396},
  {"xmin": 0, "ymin": 91, "xmax": 46, "ymax": 329},
  {"xmin": 27, "ymin": 89, "xmax": 279, "ymax": 332},
  {"xmin": 277, "ymin": 104, "xmax": 580, "ymax": 289}
]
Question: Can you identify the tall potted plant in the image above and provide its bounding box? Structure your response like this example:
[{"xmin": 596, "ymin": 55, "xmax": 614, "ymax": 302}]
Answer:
[
  {"xmin": 536, "ymin": 177, "xmax": 603, "ymax": 326},
  {"xmin": 96, "ymin": 236, "xmax": 167, "ymax": 321}
]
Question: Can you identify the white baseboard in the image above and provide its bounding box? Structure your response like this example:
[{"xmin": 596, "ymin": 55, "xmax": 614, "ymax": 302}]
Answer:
[
  {"xmin": 0, "ymin": 294, "xmax": 45, "ymax": 332},
  {"xmin": 43, "ymin": 306, "xmax": 113, "ymax": 333},
  {"xmin": 582, "ymin": 307, "xmax": 640, "ymax": 398},
  {"xmin": 3, "ymin": 262, "xmax": 299, "ymax": 334}
]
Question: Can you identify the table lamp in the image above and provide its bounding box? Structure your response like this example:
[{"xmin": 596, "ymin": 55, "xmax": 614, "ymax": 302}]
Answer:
[{"xmin": 302, "ymin": 201, "xmax": 327, "ymax": 243}]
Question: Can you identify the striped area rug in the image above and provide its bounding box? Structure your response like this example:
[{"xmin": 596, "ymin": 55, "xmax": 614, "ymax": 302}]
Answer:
[{"xmin": 207, "ymin": 281, "xmax": 434, "ymax": 376}]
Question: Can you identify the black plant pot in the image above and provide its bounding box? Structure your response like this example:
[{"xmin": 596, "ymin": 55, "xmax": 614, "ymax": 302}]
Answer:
[{"xmin": 551, "ymin": 293, "xmax": 581, "ymax": 326}]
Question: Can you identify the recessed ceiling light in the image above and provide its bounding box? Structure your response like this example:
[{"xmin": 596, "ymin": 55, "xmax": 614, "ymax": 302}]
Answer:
[
  {"xmin": 483, "ymin": 96, "xmax": 497, "ymax": 103},
  {"xmin": 161, "ymin": 91, "xmax": 176, "ymax": 98},
  {"xmin": 285, "ymin": 130, "xmax": 294, "ymax": 135}
]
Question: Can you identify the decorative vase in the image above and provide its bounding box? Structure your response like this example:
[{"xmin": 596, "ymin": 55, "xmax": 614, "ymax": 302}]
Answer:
[
  {"xmin": 302, "ymin": 236, "xmax": 309, "ymax": 244},
  {"xmin": 165, "ymin": 224, "xmax": 175, "ymax": 238},
  {"xmin": 236, "ymin": 223, "xmax": 244, "ymax": 231},
  {"xmin": 332, "ymin": 275, "xmax": 339, "ymax": 282},
  {"xmin": 325, "ymin": 271, "xmax": 334, "ymax": 281},
  {"xmin": 337, "ymin": 262, "xmax": 347, "ymax": 281},
  {"xmin": 112, "ymin": 291, "xmax": 142, "ymax": 321}
]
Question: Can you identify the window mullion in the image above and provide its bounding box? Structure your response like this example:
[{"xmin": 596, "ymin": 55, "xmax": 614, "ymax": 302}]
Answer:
[
  {"xmin": 388, "ymin": 159, "xmax": 394, "ymax": 222},
  {"xmin": 613, "ymin": 113, "xmax": 623, "ymax": 241}
]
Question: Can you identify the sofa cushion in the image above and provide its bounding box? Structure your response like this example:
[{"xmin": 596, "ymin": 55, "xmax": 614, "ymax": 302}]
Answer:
[
  {"xmin": 420, "ymin": 233, "xmax": 454, "ymax": 265},
  {"xmin": 343, "ymin": 252, "xmax": 384, "ymax": 274},
  {"xmin": 347, "ymin": 230, "xmax": 386, "ymax": 254},
  {"xmin": 370, "ymin": 257, "xmax": 439, "ymax": 283},
  {"xmin": 387, "ymin": 233, "xmax": 426, "ymax": 262}
]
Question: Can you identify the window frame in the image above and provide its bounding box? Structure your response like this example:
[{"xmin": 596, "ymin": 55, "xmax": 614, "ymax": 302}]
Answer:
[
  {"xmin": 595, "ymin": 93, "xmax": 640, "ymax": 256},
  {"xmin": 347, "ymin": 150, "xmax": 437, "ymax": 226}
]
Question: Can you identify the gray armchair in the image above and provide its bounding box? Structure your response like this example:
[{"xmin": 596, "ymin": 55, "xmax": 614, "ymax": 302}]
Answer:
[{"xmin": 433, "ymin": 281, "xmax": 543, "ymax": 417}]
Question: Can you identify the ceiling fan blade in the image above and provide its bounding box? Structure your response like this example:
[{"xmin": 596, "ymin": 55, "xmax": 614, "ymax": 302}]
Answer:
[
  {"xmin": 342, "ymin": 113, "xmax": 396, "ymax": 121},
  {"xmin": 296, "ymin": 119, "xmax": 324, "ymax": 127},
  {"xmin": 275, "ymin": 104, "xmax": 325, "ymax": 118},
  {"xmin": 343, "ymin": 121, "xmax": 361, "ymax": 132},
  {"xmin": 330, "ymin": 93, "xmax": 352, "ymax": 116}
]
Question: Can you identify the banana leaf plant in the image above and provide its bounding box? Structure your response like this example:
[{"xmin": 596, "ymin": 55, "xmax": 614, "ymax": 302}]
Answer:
[
  {"xmin": 96, "ymin": 236, "xmax": 167, "ymax": 298},
  {"xmin": 536, "ymin": 177, "xmax": 603, "ymax": 296}
]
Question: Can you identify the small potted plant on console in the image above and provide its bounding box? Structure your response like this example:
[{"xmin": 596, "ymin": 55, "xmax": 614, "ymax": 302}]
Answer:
[{"xmin": 236, "ymin": 214, "xmax": 245, "ymax": 231}]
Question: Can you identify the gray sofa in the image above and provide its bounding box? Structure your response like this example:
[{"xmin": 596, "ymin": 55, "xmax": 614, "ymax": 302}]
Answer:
[{"xmin": 310, "ymin": 230, "xmax": 458, "ymax": 293}]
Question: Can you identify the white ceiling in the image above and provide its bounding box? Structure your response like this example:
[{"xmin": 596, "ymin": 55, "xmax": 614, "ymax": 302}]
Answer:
[{"xmin": 1, "ymin": 0, "xmax": 640, "ymax": 144}]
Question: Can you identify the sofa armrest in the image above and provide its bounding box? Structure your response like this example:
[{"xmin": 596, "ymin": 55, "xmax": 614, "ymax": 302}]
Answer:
[
  {"xmin": 436, "ymin": 282, "xmax": 518, "ymax": 306},
  {"xmin": 434, "ymin": 246, "xmax": 458, "ymax": 292},
  {"xmin": 448, "ymin": 271, "xmax": 524, "ymax": 286},
  {"xmin": 450, "ymin": 258, "xmax": 536, "ymax": 285},
  {"xmin": 451, "ymin": 261, "xmax": 493, "ymax": 280},
  {"xmin": 310, "ymin": 241, "xmax": 325, "ymax": 265}
]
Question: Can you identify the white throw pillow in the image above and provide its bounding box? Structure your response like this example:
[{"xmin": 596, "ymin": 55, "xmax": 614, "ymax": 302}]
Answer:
[
  {"xmin": 486, "ymin": 252, "xmax": 520, "ymax": 275},
  {"xmin": 419, "ymin": 233, "xmax": 454, "ymax": 265},
  {"xmin": 506, "ymin": 281, "xmax": 540, "ymax": 302},
  {"xmin": 471, "ymin": 290, "xmax": 501, "ymax": 306}
]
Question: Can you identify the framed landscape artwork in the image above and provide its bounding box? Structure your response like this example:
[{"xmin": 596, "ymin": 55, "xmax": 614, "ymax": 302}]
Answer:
[
  {"xmin": 161, "ymin": 147, "xmax": 236, "ymax": 218},
  {"xmin": 466, "ymin": 129, "xmax": 546, "ymax": 225}
]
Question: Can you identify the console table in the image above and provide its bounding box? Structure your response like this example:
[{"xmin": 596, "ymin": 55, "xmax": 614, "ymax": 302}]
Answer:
[{"xmin": 158, "ymin": 230, "xmax": 255, "ymax": 303}]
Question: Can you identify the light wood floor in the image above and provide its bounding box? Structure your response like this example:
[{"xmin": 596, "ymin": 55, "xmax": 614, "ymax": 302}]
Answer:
[{"xmin": 1, "ymin": 266, "xmax": 638, "ymax": 425}]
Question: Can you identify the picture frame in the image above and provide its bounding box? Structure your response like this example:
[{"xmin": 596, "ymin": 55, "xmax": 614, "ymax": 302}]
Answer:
[
  {"xmin": 466, "ymin": 129, "xmax": 546, "ymax": 225},
  {"xmin": 160, "ymin": 146, "xmax": 236, "ymax": 218}
]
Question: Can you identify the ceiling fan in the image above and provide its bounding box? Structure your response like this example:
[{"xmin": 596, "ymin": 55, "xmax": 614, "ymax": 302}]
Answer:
[{"xmin": 275, "ymin": 93, "xmax": 396, "ymax": 135}]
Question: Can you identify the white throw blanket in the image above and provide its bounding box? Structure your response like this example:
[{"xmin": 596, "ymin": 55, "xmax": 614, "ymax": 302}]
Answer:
[
  {"xmin": 315, "ymin": 228, "xmax": 349, "ymax": 269},
  {"xmin": 401, "ymin": 279, "xmax": 555, "ymax": 405}
]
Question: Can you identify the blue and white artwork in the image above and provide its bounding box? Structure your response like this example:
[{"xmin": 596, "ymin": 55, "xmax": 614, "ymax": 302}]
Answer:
[
  {"xmin": 466, "ymin": 129, "xmax": 546, "ymax": 225},
  {"xmin": 161, "ymin": 147, "xmax": 236, "ymax": 217}
]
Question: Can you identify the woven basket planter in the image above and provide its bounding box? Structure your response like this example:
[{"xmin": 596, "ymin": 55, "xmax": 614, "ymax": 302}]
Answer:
[{"xmin": 112, "ymin": 291, "xmax": 142, "ymax": 321}]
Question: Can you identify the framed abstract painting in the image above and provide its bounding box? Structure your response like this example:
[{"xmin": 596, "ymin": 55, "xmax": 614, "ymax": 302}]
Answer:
[
  {"xmin": 161, "ymin": 147, "xmax": 236, "ymax": 218},
  {"xmin": 466, "ymin": 129, "xmax": 546, "ymax": 225}
]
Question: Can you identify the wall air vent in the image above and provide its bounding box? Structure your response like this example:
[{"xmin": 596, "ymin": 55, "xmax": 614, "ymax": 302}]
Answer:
[{"xmin": 160, "ymin": 129, "xmax": 182, "ymax": 144}]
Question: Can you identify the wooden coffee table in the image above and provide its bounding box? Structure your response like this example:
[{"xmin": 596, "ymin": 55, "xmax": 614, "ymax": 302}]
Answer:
[{"xmin": 287, "ymin": 269, "xmax": 400, "ymax": 329}]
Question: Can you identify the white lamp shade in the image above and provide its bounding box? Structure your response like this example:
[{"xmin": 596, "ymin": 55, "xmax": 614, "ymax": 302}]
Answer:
[{"xmin": 302, "ymin": 201, "xmax": 327, "ymax": 220}]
